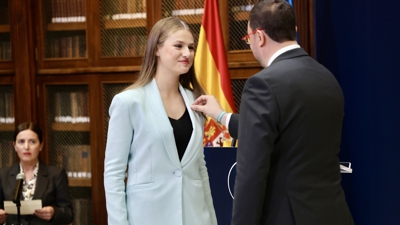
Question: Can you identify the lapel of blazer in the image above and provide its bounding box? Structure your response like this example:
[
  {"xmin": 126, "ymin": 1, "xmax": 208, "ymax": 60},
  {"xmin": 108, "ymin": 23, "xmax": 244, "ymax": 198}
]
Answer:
[
  {"xmin": 145, "ymin": 79, "xmax": 181, "ymax": 168},
  {"xmin": 180, "ymin": 87, "xmax": 204, "ymax": 167},
  {"xmin": 7, "ymin": 163, "xmax": 20, "ymax": 196},
  {"xmin": 33, "ymin": 161, "xmax": 49, "ymax": 199}
]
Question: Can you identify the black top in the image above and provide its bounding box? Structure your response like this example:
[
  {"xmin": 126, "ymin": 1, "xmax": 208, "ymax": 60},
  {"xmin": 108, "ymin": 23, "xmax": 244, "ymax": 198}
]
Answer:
[{"xmin": 168, "ymin": 108, "xmax": 193, "ymax": 161}]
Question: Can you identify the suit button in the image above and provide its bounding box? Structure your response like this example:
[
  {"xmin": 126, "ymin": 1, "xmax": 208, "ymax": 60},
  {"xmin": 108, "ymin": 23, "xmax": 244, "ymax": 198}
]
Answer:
[{"xmin": 174, "ymin": 169, "xmax": 182, "ymax": 177}]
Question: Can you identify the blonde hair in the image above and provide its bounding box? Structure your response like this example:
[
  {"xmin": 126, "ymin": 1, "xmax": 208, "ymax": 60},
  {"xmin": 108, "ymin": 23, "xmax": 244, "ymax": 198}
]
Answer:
[{"xmin": 124, "ymin": 17, "xmax": 205, "ymax": 98}]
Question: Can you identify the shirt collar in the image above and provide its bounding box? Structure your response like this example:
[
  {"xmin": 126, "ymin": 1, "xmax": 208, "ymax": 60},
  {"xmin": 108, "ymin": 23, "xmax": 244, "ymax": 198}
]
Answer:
[
  {"xmin": 267, "ymin": 44, "xmax": 301, "ymax": 66},
  {"xmin": 19, "ymin": 162, "xmax": 39, "ymax": 177}
]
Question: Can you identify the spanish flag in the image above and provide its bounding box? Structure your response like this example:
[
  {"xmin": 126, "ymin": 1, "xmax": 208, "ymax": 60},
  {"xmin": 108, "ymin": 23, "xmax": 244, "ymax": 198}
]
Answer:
[{"xmin": 195, "ymin": 0, "xmax": 236, "ymax": 147}]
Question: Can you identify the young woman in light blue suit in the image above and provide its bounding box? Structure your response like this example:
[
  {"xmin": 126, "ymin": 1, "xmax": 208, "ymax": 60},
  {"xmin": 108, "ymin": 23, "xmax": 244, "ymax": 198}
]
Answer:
[{"xmin": 104, "ymin": 17, "xmax": 218, "ymax": 225}]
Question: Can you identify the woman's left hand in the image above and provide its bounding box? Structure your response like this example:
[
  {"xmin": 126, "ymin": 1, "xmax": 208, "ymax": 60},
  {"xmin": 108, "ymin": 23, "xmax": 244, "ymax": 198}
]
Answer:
[
  {"xmin": 34, "ymin": 206, "xmax": 54, "ymax": 221},
  {"xmin": 0, "ymin": 209, "xmax": 7, "ymax": 224}
]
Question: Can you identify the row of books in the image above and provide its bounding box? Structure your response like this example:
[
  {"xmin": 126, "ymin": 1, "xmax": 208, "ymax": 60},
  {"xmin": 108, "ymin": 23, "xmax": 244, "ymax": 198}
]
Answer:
[
  {"xmin": 51, "ymin": 0, "xmax": 86, "ymax": 23},
  {"xmin": 103, "ymin": 0, "xmax": 204, "ymax": 20},
  {"xmin": 171, "ymin": 8, "xmax": 203, "ymax": 16},
  {"xmin": 104, "ymin": 7, "xmax": 251, "ymax": 23},
  {"xmin": 103, "ymin": 34, "xmax": 146, "ymax": 57},
  {"xmin": 52, "ymin": 145, "xmax": 91, "ymax": 174},
  {"xmin": 67, "ymin": 171, "xmax": 92, "ymax": 179},
  {"xmin": 53, "ymin": 91, "xmax": 89, "ymax": 123},
  {"xmin": 170, "ymin": 1, "xmax": 253, "ymax": 16},
  {"xmin": 102, "ymin": 0, "xmax": 146, "ymax": 21},
  {"xmin": 0, "ymin": 92, "xmax": 14, "ymax": 122},
  {"xmin": 107, "ymin": 13, "xmax": 146, "ymax": 20},
  {"xmin": 231, "ymin": 4, "xmax": 255, "ymax": 13},
  {"xmin": 47, "ymin": 34, "xmax": 86, "ymax": 58},
  {"xmin": 0, "ymin": 117, "xmax": 14, "ymax": 124},
  {"xmin": 0, "ymin": 41, "xmax": 12, "ymax": 60},
  {"xmin": 118, "ymin": 0, "xmax": 146, "ymax": 14},
  {"xmin": 45, "ymin": 0, "xmax": 255, "ymax": 23}
]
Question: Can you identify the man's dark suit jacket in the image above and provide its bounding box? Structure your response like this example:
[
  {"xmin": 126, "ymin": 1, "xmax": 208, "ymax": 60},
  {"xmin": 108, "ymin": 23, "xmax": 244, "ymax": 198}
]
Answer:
[
  {"xmin": 0, "ymin": 161, "xmax": 73, "ymax": 225},
  {"xmin": 230, "ymin": 48, "xmax": 354, "ymax": 225}
]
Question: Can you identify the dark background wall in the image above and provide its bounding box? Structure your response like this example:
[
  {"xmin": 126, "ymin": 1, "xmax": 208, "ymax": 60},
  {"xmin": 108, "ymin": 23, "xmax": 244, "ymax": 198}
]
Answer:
[{"xmin": 314, "ymin": 1, "xmax": 400, "ymax": 224}]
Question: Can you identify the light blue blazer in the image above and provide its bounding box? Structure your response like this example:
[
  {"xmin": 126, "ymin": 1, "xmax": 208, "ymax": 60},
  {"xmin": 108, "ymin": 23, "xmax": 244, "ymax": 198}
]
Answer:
[{"xmin": 104, "ymin": 79, "xmax": 217, "ymax": 225}]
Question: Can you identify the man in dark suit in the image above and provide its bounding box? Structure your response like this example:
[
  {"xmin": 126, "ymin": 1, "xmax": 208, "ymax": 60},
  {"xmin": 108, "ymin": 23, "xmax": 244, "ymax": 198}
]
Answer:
[{"xmin": 191, "ymin": 1, "xmax": 354, "ymax": 224}]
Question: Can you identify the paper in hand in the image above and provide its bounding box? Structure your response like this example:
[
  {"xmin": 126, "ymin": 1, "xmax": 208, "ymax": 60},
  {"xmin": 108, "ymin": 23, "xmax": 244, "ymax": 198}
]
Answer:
[{"xmin": 4, "ymin": 200, "xmax": 42, "ymax": 215}]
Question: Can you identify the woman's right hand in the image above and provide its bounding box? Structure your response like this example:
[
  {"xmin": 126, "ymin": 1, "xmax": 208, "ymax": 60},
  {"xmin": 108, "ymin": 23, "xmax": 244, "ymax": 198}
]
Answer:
[{"xmin": 0, "ymin": 209, "xmax": 7, "ymax": 224}]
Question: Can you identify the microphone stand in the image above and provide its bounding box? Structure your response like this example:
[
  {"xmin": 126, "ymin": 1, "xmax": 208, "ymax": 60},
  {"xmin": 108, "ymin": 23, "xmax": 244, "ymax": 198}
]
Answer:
[
  {"xmin": 15, "ymin": 199, "xmax": 22, "ymax": 225},
  {"xmin": 12, "ymin": 179, "xmax": 24, "ymax": 225}
]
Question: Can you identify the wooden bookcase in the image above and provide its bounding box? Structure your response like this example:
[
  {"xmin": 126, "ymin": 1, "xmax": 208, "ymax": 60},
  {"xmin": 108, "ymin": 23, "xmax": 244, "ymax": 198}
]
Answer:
[{"xmin": 1, "ymin": 0, "xmax": 314, "ymax": 224}]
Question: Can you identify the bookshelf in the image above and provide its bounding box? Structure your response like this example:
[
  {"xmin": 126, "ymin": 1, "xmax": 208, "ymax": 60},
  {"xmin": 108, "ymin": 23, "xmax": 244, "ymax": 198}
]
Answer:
[
  {"xmin": 36, "ymin": 0, "xmax": 87, "ymax": 65},
  {"xmin": 44, "ymin": 85, "xmax": 91, "ymax": 183},
  {"xmin": 100, "ymin": 0, "xmax": 148, "ymax": 58},
  {"xmin": 43, "ymin": 83, "xmax": 92, "ymax": 224},
  {"xmin": 34, "ymin": 0, "xmax": 279, "ymax": 71},
  {"xmin": 32, "ymin": 0, "xmax": 315, "ymax": 71}
]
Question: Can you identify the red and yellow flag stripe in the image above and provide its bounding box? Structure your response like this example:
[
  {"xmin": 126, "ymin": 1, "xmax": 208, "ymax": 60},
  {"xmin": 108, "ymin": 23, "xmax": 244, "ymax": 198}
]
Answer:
[{"xmin": 195, "ymin": 0, "xmax": 236, "ymax": 113}]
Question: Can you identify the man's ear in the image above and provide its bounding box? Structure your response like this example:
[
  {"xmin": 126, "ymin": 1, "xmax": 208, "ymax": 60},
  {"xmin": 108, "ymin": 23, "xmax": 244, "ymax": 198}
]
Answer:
[{"xmin": 258, "ymin": 30, "xmax": 267, "ymax": 47}]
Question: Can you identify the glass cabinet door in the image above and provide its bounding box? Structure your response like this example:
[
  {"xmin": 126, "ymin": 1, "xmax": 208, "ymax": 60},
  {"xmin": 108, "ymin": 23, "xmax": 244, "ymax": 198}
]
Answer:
[
  {"xmin": 0, "ymin": 85, "xmax": 15, "ymax": 168},
  {"xmin": 40, "ymin": 0, "xmax": 87, "ymax": 59},
  {"xmin": 229, "ymin": 0, "xmax": 258, "ymax": 51},
  {"xmin": 100, "ymin": 0, "xmax": 147, "ymax": 57},
  {"xmin": 45, "ymin": 84, "xmax": 92, "ymax": 224}
]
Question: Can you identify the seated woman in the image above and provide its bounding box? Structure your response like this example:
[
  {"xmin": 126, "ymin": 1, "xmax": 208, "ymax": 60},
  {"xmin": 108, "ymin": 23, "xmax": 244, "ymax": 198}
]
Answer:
[{"xmin": 0, "ymin": 122, "xmax": 73, "ymax": 225}]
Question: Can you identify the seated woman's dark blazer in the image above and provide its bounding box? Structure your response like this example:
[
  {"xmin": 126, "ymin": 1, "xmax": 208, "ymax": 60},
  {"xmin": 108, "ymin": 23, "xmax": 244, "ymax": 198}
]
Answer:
[{"xmin": 0, "ymin": 161, "xmax": 73, "ymax": 225}]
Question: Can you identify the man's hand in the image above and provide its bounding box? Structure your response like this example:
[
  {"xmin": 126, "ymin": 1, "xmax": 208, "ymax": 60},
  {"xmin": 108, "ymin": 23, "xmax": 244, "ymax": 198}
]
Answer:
[{"xmin": 191, "ymin": 95, "xmax": 225, "ymax": 120}]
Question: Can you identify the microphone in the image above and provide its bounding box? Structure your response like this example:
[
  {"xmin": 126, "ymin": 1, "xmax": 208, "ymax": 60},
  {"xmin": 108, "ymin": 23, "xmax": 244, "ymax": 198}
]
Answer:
[{"xmin": 12, "ymin": 173, "xmax": 25, "ymax": 204}]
